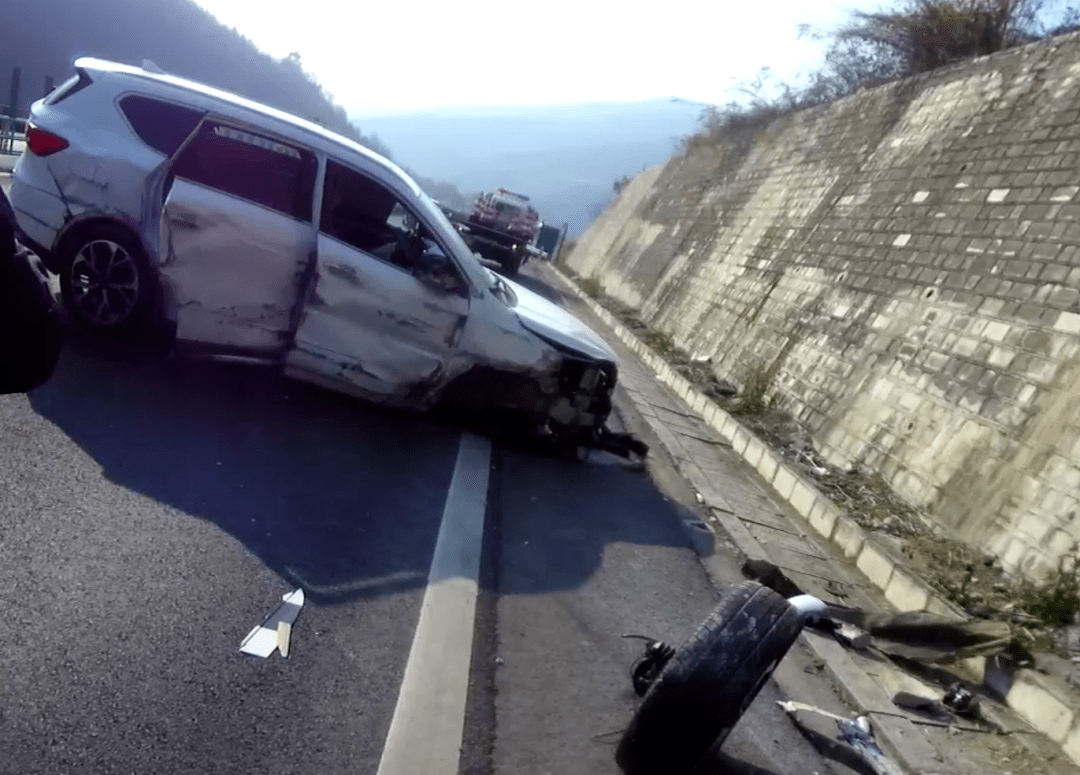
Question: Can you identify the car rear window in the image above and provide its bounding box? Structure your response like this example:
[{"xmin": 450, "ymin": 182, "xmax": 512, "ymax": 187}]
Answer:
[
  {"xmin": 119, "ymin": 95, "xmax": 205, "ymax": 156},
  {"xmin": 171, "ymin": 122, "xmax": 317, "ymax": 221}
]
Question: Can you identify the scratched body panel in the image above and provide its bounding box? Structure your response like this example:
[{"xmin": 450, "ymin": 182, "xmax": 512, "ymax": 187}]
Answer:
[
  {"xmin": 9, "ymin": 58, "xmax": 627, "ymax": 444},
  {"xmin": 12, "ymin": 126, "xmax": 162, "ymax": 256},
  {"xmin": 286, "ymin": 234, "xmax": 468, "ymax": 400},
  {"xmin": 161, "ymin": 180, "xmax": 313, "ymax": 351}
]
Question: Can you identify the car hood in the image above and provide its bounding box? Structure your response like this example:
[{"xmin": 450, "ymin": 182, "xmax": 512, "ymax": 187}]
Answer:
[{"xmin": 506, "ymin": 279, "xmax": 616, "ymax": 363}]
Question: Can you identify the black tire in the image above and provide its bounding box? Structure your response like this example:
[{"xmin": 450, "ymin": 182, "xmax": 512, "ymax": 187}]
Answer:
[
  {"xmin": 615, "ymin": 581, "xmax": 804, "ymax": 775},
  {"xmin": 58, "ymin": 222, "xmax": 157, "ymax": 335}
]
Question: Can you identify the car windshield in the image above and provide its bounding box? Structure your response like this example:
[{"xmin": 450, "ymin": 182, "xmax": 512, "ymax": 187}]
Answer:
[{"xmin": 410, "ymin": 189, "xmax": 515, "ymax": 297}]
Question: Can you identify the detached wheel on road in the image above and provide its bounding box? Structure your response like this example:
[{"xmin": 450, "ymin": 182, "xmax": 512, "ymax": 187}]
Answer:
[
  {"xmin": 59, "ymin": 223, "xmax": 155, "ymax": 334},
  {"xmin": 615, "ymin": 581, "xmax": 804, "ymax": 775}
]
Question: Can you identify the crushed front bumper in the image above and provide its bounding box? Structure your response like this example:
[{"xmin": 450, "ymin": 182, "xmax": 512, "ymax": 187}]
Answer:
[{"xmin": 547, "ymin": 358, "xmax": 648, "ymax": 459}]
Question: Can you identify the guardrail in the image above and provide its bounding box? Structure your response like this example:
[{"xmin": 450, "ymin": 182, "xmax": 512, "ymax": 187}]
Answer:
[{"xmin": 0, "ymin": 116, "xmax": 27, "ymax": 156}]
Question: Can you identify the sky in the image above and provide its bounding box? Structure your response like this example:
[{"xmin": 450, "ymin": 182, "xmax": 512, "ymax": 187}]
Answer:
[{"xmin": 192, "ymin": 0, "xmax": 858, "ymax": 116}]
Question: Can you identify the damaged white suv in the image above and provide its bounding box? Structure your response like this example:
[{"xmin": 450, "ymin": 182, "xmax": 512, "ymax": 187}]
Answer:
[{"xmin": 9, "ymin": 59, "xmax": 643, "ymax": 456}]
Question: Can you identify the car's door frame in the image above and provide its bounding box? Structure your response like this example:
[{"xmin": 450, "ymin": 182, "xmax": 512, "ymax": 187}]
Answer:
[
  {"xmin": 149, "ymin": 113, "xmax": 323, "ymax": 357},
  {"xmin": 283, "ymin": 155, "xmax": 474, "ymax": 404}
]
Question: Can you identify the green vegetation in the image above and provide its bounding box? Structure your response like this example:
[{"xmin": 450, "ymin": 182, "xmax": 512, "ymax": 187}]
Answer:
[
  {"xmin": 689, "ymin": 0, "xmax": 1079, "ymax": 149},
  {"xmin": 729, "ymin": 360, "xmax": 780, "ymax": 416},
  {"xmin": 640, "ymin": 330, "xmax": 677, "ymax": 358},
  {"xmin": 1016, "ymin": 550, "xmax": 1080, "ymax": 627},
  {"xmin": 579, "ymin": 276, "xmax": 603, "ymax": 299}
]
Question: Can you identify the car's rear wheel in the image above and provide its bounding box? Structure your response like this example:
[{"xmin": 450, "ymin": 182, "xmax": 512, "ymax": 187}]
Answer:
[{"xmin": 59, "ymin": 223, "xmax": 156, "ymax": 334}]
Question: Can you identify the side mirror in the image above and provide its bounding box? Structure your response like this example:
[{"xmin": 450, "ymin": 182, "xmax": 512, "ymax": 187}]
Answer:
[{"xmin": 415, "ymin": 248, "xmax": 465, "ymax": 295}]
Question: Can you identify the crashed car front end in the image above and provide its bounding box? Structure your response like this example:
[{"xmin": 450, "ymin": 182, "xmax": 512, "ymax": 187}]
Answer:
[
  {"xmin": 552, "ymin": 359, "xmax": 645, "ymax": 458},
  {"xmin": 438, "ymin": 273, "xmax": 645, "ymax": 459}
]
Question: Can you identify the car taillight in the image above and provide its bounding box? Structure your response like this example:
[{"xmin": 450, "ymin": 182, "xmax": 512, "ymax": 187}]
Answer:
[{"xmin": 26, "ymin": 126, "xmax": 69, "ymax": 156}]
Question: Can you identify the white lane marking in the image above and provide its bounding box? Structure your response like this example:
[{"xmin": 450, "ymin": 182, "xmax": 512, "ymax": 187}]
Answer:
[{"xmin": 376, "ymin": 432, "xmax": 491, "ymax": 775}]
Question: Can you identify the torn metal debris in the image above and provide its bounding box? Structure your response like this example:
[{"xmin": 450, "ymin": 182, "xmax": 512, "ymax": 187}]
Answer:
[
  {"xmin": 942, "ymin": 681, "xmax": 980, "ymax": 717},
  {"xmin": 240, "ymin": 588, "xmax": 305, "ymax": 658},
  {"xmin": 621, "ymin": 634, "xmax": 676, "ymax": 697},
  {"xmin": 743, "ymin": 558, "xmax": 1014, "ymax": 663},
  {"xmin": 778, "ymin": 702, "xmax": 907, "ymax": 775}
]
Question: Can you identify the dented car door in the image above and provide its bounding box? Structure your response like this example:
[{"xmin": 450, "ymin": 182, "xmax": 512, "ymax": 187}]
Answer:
[
  {"xmin": 160, "ymin": 121, "xmax": 317, "ymax": 353},
  {"xmin": 285, "ymin": 159, "xmax": 469, "ymax": 402}
]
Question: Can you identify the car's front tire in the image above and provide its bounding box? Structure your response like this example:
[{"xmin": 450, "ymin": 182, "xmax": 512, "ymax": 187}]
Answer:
[{"xmin": 58, "ymin": 223, "xmax": 156, "ymax": 335}]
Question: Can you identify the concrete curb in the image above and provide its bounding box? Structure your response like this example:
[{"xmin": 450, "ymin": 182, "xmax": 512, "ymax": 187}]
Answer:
[{"xmin": 548, "ymin": 265, "xmax": 1080, "ymax": 766}]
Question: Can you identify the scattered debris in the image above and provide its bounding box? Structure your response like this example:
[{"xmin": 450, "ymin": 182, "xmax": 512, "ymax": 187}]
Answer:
[
  {"xmin": 835, "ymin": 622, "xmax": 872, "ymax": 650},
  {"xmin": 277, "ymin": 621, "xmax": 292, "ymax": 658},
  {"xmin": 240, "ymin": 588, "xmax": 305, "ymax": 658},
  {"xmin": 742, "ymin": 558, "xmax": 805, "ymax": 599},
  {"xmin": 838, "ymin": 611, "xmax": 1013, "ymax": 664},
  {"xmin": 892, "ymin": 691, "xmax": 951, "ymax": 720},
  {"xmin": 943, "ymin": 681, "xmax": 980, "ymax": 717},
  {"xmin": 743, "ymin": 558, "xmax": 1013, "ymax": 663},
  {"xmin": 622, "ymin": 634, "xmax": 676, "ymax": 697},
  {"xmin": 778, "ymin": 701, "xmax": 907, "ymax": 775}
]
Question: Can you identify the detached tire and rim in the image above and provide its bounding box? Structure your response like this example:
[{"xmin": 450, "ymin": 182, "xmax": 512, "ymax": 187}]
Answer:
[
  {"xmin": 60, "ymin": 224, "xmax": 152, "ymax": 332},
  {"xmin": 615, "ymin": 581, "xmax": 804, "ymax": 775}
]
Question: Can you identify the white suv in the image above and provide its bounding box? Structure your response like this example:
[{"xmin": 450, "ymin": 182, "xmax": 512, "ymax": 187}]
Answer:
[{"xmin": 10, "ymin": 59, "xmax": 641, "ymax": 455}]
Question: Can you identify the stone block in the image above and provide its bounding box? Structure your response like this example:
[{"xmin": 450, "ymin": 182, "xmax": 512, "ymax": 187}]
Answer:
[
  {"xmin": 743, "ymin": 436, "xmax": 768, "ymax": 468},
  {"xmin": 832, "ymin": 517, "xmax": 867, "ymax": 560},
  {"xmin": 772, "ymin": 464, "xmax": 798, "ymax": 501},
  {"xmin": 789, "ymin": 479, "xmax": 817, "ymax": 520},
  {"xmin": 703, "ymin": 402, "xmax": 719, "ymax": 429},
  {"xmin": 925, "ymin": 594, "xmax": 966, "ymax": 620},
  {"xmin": 717, "ymin": 413, "xmax": 737, "ymax": 442},
  {"xmin": 856, "ymin": 540, "xmax": 897, "ymax": 591},
  {"xmin": 884, "ymin": 568, "xmax": 931, "ymax": 612},
  {"xmin": 984, "ymin": 321, "xmax": 1011, "ymax": 342},
  {"xmin": 690, "ymin": 391, "xmax": 706, "ymax": 415},
  {"xmin": 808, "ymin": 501, "xmax": 839, "ymax": 539},
  {"xmin": 757, "ymin": 450, "xmax": 778, "ymax": 483},
  {"xmin": 1007, "ymin": 673, "xmax": 1075, "ymax": 742},
  {"xmin": 731, "ymin": 427, "xmax": 749, "ymax": 455},
  {"xmin": 1065, "ymin": 723, "xmax": 1080, "ymax": 766},
  {"xmin": 1054, "ymin": 311, "xmax": 1080, "ymax": 334}
]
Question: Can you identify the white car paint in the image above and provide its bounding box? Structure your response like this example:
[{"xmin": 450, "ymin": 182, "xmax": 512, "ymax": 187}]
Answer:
[
  {"xmin": 162, "ymin": 179, "xmax": 314, "ymax": 351},
  {"xmin": 9, "ymin": 58, "xmax": 619, "ymax": 435}
]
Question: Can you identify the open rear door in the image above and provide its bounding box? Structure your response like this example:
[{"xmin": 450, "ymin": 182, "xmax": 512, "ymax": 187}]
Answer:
[{"xmin": 160, "ymin": 120, "xmax": 317, "ymax": 355}]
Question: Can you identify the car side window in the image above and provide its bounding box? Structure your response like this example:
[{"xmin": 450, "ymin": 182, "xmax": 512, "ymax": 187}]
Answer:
[
  {"xmin": 119, "ymin": 95, "xmax": 205, "ymax": 156},
  {"xmin": 171, "ymin": 122, "xmax": 316, "ymax": 221},
  {"xmin": 320, "ymin": 160, "xmax": 429, "ymax": 266},
  {"xmin": 319, "ymin": 160, "xmax": 468, "ymax": 294}
]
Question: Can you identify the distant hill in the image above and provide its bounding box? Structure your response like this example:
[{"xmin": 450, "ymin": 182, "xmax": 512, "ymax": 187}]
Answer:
[
  {"xmin": 349, "ymin": 99, "xmax": 705, "ymax": 236},
  {"xmin": 0, "ymin": 0, "xmax": 465, "ymax": 203}
]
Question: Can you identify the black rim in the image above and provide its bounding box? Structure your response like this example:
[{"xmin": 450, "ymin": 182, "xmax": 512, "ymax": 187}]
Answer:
[{"xmin": 69, "ymin": 239, "xmax": 140, "ymax": 325}]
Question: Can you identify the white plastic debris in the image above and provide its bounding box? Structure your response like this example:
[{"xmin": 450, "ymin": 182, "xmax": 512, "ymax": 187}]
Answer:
[
  {"xmin": 240, "ymin": 588, "xmax": 305, "ymax": 658},
  {"xmin": 787, "ymin": 594, "xmax": 827, "ymax": 623}
]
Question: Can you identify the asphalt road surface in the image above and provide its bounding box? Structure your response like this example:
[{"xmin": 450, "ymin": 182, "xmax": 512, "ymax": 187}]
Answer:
[{"xmin": 0, "ymin": 210, "xmax": 854, "ymax": 774}]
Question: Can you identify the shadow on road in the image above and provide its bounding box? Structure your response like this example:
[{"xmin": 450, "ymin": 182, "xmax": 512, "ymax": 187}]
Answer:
[
  {"xmin": 29, "ymin": 313, "xmax": 691, "ymax": 606},
  {"xmin": 28, "ymin": 324, "xmax": 462, "ymax": 605}
]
